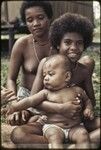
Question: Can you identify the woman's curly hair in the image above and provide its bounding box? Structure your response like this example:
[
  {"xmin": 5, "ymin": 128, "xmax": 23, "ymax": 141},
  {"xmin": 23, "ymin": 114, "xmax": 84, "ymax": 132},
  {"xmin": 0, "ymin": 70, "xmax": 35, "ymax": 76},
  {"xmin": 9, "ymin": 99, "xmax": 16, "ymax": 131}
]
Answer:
[
  {"xmin": 20, "ymin": 1, "xmax": 53, "ymax": 23},
  {"xmin": 49, "ymin": 13, "xmax": 94, "ymax": 50}
]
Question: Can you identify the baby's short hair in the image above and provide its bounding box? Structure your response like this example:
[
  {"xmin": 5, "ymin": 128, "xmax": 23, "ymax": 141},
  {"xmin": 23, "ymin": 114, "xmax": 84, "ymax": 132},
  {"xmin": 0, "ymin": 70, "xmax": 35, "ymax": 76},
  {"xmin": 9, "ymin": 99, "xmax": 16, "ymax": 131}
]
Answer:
[
  {"xmin": 49, "ymin": 13, "xmax": 94, "ymax": 50},
  {"xmin": 46, "ymin": 54, "xmax": 71, "ymax": 72}
]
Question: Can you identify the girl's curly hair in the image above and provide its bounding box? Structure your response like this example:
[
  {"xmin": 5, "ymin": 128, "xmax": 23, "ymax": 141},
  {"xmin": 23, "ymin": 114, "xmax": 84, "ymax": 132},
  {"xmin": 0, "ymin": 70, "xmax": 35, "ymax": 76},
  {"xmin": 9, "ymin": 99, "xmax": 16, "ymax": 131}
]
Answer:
[
  {"xmin": 49, "ymin": 13, "xmax": 94, "ymax": 50},
  {"xmin": 20, "ymin": 1, "xmax": 53, "ymax": 23}
]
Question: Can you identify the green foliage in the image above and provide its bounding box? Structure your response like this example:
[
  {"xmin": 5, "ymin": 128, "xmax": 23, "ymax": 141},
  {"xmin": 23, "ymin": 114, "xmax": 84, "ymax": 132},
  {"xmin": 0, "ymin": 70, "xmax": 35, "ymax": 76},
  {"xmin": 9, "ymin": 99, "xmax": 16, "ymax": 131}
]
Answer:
[
  {"xmin": 1, "ymin": 57, "xmax": 21, "ymax": 87},
  {"xmin": 83, "ymin": 48, "xmax": 100, "ymax": 116}
]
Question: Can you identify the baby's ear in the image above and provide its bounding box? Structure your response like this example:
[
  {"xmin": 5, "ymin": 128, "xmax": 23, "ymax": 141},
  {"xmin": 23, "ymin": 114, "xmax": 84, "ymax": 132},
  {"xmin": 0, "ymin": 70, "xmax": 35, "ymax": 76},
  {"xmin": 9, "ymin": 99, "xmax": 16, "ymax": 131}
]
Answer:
[{"xmin": 65, "ymin": 71, "xmax": 71, "ymax": 82}]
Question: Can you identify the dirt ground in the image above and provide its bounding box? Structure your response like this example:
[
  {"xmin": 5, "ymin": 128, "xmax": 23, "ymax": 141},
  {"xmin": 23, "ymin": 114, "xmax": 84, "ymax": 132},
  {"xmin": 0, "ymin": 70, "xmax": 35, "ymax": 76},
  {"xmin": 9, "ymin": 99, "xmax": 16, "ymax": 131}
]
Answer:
[{"xmin": 1, "ymin": 123, "xmax": 16, "ymax": 149}]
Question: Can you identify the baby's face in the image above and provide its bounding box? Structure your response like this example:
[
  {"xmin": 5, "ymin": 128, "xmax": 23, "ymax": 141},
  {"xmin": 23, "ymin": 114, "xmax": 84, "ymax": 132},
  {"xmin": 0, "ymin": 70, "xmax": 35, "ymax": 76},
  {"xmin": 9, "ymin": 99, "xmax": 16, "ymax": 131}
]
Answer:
[
  {"xmin": 59, "ymin": 32, "xmax": 84, "ymax": 63},
  {"xmin": 43, "ymin": 59, "xmax": 67, "ymax": 90}
]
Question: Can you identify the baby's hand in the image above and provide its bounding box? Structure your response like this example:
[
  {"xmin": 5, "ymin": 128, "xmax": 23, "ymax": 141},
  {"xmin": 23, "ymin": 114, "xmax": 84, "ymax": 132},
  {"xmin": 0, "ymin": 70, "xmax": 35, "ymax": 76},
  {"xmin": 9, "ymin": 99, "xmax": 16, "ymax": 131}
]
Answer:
[{"xmin": 83, "ymin": 108, "xmax": 94, "ymax": 120}]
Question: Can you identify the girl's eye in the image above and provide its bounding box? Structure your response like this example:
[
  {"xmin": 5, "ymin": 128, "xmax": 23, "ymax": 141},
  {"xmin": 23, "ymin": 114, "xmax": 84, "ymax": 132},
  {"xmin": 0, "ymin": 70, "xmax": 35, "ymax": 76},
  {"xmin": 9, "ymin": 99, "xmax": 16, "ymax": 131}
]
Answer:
[
  {"xmin": 64, "ymin": 40, "xmax": 72, "ymax": 45},
  {"xmin": 77, "ymin": 40, "xmax": 84, "ymax": 46},
  {"xmin": 38, "ymin": 15, "xmax": 45, "ymax": 20}
]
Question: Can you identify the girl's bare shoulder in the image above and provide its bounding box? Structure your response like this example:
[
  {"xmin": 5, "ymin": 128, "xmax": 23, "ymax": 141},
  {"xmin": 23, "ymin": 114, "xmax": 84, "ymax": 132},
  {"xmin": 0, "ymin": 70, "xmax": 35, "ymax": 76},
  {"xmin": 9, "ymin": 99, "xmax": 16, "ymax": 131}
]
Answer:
[
  {"xmin": 77, "ymin": 62, "xmax": 89, "ymax": 74},
  {"xmin": 72, "ymin": 85, "xmax": 84, "ymax": 94}
]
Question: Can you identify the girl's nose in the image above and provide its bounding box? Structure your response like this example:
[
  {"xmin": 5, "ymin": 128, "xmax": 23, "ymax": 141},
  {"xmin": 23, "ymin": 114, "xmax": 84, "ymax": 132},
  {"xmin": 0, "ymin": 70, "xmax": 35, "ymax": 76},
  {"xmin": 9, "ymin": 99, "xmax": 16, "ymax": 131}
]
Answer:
[{"xmin": 70, "ymin": 43, "xmax": 77, "ymax": 50}]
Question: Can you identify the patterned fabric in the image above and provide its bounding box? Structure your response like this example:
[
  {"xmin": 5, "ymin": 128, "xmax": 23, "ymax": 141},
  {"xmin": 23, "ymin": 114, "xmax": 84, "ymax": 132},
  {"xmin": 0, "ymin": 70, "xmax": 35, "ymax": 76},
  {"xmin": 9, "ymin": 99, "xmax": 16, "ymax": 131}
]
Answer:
[{"xmin": 17, "ymin": 87, "xmax": 42, "ymax": 115}]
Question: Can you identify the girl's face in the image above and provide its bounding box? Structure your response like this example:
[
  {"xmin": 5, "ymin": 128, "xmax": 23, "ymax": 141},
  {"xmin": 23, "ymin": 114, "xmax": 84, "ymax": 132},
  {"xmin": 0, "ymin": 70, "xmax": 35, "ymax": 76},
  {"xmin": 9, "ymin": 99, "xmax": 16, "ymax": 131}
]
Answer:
[
  {"xmin": 59, "ymin": 32, "xmax": 84, "ymax": 63},
  {"xmin": 25, "ymin": 6, "xmax": 50, "ymax": 38}
]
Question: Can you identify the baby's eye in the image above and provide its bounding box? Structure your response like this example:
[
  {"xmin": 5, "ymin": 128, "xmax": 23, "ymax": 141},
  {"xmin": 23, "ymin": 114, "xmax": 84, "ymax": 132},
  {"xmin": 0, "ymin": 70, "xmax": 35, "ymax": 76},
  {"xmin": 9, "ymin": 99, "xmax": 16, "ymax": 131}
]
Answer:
[
  {"xmin": 49, "ymin": 72, "xmax": 54, "ymax": 76},
  {"xmin": 43, "ymin": 73, "xmax": 46, "ymax": 77}
]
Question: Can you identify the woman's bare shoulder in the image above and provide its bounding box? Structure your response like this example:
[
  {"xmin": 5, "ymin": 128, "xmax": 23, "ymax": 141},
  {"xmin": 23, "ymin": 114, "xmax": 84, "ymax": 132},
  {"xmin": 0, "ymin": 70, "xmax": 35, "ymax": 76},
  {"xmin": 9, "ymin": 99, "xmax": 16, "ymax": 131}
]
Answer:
[
  {"xmin": 15, "ymin": 34, "xmax": 31, "ymax": 45},
  {"xmin": 11, "ymin": 34, "xmax": 32, "ymax": 53}
]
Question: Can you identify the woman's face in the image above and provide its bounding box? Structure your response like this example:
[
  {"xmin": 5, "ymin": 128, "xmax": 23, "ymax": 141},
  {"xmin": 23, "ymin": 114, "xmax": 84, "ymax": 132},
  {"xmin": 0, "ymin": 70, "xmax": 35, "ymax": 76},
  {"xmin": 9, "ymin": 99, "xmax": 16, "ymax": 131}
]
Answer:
[
  {"xmin": 59, "ymin": 32, "xmax": 84, "ymax": 63},
  {"xmin": 25, "ymin": 6, "xmax": 51, "ymax": 38}
]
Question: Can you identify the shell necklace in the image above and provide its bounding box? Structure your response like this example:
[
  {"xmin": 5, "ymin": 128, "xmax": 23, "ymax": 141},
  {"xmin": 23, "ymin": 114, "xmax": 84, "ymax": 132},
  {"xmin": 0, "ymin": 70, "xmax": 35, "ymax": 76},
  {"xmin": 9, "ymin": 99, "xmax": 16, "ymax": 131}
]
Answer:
[{"xmin": 33, "ymin": 38, "xmax": 51, "ymax": 63}]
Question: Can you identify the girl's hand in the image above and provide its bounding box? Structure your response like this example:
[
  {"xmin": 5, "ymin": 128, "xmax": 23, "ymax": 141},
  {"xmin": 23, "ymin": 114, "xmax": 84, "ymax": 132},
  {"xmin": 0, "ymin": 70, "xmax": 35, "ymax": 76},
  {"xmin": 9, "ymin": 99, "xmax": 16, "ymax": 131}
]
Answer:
[
  {"xmin": 61, "ymin": 98, "xmax": 81, "ymax": 118},
  {"xmin": 83, "ymin": 108, "xmax": 94, "ymax": 120}
]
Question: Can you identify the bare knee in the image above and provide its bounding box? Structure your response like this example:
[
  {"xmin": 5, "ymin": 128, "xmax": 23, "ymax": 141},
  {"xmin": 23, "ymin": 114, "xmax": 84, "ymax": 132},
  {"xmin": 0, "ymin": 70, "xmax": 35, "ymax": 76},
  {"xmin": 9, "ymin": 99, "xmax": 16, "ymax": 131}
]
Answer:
[
  {"xmin": 45, "ymin": 129, "xmax": 64, "ymax": 143},
  {"xmin": 11, "ymin": 126, "xmax": 26, "ymax": 144},
  {"xmin": 76, "ymin": 129, "xmax": 90, "ymax": 143}
]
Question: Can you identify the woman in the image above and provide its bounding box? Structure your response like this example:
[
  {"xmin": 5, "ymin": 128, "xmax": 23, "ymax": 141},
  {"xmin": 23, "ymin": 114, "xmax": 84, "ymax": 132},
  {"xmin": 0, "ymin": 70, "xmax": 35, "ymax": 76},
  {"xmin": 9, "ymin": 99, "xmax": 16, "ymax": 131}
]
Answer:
[
  {"xmin": 6, "ymin": 1, "xmax": 56, "ymax": 125},
  {"xmin": 10, "ymin": 13, "xmax": 100, "ymax": 148}
]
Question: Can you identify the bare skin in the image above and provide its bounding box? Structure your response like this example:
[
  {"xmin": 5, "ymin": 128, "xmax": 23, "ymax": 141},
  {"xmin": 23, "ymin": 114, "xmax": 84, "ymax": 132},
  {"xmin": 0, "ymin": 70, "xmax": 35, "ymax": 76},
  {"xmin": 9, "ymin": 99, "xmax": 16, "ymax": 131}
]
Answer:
[
  {"xmin": 6, "ymin": 6, "xmax": 56, "ymax": 125},
  {"xmin": 1, "ymin": 86, "xmax": 17, "ymax": 105},
  {"xmin": 3, "ymin": 55, "xmax": 94, "ymax": 148},
  {"xmin": 11, "ymin": 32, "xmax": 99, "ymax": 147},
  {"xmin": 4, "ymin": 6, "xmax": 99, "ymax": 148}
]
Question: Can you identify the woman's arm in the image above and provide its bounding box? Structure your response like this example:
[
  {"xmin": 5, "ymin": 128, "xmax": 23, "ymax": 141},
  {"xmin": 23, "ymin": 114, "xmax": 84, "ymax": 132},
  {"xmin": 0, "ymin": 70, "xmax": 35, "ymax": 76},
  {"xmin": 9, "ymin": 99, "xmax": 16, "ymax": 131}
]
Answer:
[
  {"xmin": 1, "ymin": 86, "xmax": 17, "ymax": 105},
  {"xmin": 30, "ymin": 58, "xmax": 46, "ymax": 95},
  {"xmin": 7, "ymin": 38, "xmax": 24, "ymax": 94}
]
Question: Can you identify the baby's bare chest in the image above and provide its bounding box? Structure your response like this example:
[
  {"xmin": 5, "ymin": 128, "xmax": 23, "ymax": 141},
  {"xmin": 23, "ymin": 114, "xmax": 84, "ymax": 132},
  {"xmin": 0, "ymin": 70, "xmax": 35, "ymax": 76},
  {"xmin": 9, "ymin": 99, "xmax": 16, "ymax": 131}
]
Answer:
[{"xmin": 47, "ymin": 88, "xmax": 79, "ymax": 103}]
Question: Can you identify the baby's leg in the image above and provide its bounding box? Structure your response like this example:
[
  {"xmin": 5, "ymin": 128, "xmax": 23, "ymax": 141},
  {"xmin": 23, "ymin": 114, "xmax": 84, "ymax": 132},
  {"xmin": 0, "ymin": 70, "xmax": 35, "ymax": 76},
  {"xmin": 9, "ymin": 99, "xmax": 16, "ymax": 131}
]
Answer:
[
  {"xmin": 44, "ymin": 125, "xmax": 65, "ymax": 149},
  {"xmin": 68, "ymin": 125, "xmax": 91, "ymax": 148}
]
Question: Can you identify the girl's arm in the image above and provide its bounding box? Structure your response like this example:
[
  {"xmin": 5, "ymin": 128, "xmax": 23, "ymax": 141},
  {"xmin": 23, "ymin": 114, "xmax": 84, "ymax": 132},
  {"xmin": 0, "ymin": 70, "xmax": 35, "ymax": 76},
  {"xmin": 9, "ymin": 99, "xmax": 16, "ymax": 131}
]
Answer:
[
  {"xmin": 83, "ymin": 70, "xmax": 96, "ymax": 107},
  {"xmin": 31, "ymin": 58, "xmax": 46, "ymax": 95},
  {"xmin": 37, "ymin": 99, "xmax": 81, "ymax": 115},
  {"xmin": 79, "ymin": 88, "xmax": 94, "ymax": 120}
]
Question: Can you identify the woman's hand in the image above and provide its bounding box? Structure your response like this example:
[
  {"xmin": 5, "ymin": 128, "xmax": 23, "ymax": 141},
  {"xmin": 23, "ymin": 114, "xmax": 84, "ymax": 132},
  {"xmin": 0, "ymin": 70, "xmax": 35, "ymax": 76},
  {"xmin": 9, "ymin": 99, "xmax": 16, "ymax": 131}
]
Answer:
[
  {"xmin": 1, "ymin": 86, "xmax": 17, "ymax": 105},
  {"xmin": 1, "ymin": 105, "xmax": 14, "ymax": 116},
  {"xmin": 6, "ymin": 110, "xmax": 32, "ymax": 125}
]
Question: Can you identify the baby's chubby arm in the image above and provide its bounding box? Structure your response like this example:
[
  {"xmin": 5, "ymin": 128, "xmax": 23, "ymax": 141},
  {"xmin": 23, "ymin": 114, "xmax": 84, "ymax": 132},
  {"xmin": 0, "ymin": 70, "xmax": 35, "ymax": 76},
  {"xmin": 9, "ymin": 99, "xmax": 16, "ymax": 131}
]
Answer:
[{"xmin": 1, "ymin": 89, "xmax": 48, "ymax": 115}]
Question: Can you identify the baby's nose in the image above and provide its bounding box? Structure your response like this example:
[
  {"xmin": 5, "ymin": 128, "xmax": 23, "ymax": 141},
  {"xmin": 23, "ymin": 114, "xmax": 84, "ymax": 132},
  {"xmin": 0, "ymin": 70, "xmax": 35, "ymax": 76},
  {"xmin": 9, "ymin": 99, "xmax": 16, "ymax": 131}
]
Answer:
[{"xmin": 44, "ymin": 76, "xmax": 49, "ymax": 81}]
